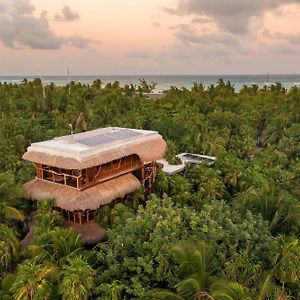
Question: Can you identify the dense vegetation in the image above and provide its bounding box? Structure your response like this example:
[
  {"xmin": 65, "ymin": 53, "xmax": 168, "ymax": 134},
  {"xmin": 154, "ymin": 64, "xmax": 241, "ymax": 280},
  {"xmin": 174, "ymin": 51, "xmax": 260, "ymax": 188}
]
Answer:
[{"xmin": 1, "ymin": 78, "xmax": 300, "ymax": 299}]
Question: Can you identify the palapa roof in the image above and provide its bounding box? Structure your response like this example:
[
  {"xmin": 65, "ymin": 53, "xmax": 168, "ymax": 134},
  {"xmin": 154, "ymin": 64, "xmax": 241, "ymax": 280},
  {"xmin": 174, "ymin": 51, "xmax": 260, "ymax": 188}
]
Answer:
[
  {"xmin": 62, "ymin": 221, "xmax": 107, "ymax": 245},
  {"xmin": 23, "ymin": 173, "xmax": 141, "ymax": 211},
  {"xmin": 23, "ymin": 127, "xmax": 167, "ymax": 169}
]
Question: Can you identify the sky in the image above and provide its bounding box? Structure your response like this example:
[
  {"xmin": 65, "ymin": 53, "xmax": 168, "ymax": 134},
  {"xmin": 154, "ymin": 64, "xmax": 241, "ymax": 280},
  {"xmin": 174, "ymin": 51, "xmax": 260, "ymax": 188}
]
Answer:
[{"xmin": 0, "ymin": 0, "xmax": 300, "ymax": 75}]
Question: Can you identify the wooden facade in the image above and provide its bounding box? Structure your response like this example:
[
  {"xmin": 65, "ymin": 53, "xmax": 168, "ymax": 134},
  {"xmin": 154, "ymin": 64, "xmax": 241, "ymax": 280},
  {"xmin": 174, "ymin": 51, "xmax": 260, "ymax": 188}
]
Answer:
[
  {"xmin": 35, "ymin": 154, "xmax": 141, "ymax": 190},
  {"xmin": 34, "ymin": 157, "xmax": 158, "ymax": 225}
]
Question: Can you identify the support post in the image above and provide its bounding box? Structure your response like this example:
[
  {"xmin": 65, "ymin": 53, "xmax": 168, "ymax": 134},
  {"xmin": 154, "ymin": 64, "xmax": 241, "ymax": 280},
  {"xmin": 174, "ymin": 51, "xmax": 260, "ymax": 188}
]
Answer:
[{"xmin": 142, "ymin": 162, "xmax": 145, "ymax": 183}]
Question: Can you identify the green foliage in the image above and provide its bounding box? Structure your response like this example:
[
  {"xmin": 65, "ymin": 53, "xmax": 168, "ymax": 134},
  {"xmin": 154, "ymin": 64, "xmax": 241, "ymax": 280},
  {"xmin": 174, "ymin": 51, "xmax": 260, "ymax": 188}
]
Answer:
[
  {"xmin": 0, "ymin": 172, "xmax": 25, "ymax": 223},
  {"xmin": 0, "ymin": 224, "xmax": 19, "ymax": 271},
  {"xmin": 272, "ymin": 235, "xmax": 300, "ymax": 285},
  {"xmin": 10, "ymin": 261, "xmax": 55, "ymax": 300},
  {"xmin": 58, "ymin": 257, "xmax": 95, "ymax": 300},
  {"xmin": 1, "ymin": 79, "xmax": 300, "ymax": 299}
]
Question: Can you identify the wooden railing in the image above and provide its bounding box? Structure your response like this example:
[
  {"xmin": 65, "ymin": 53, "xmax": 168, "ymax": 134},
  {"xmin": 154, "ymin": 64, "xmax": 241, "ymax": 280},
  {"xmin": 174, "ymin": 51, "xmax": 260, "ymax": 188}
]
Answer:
[
  {"xmin": 37, "ymin": 168, "xmax": 82, "ymax": 189},
  {"xmin": 35, "ymin": 155, "xmax": 142, "ymax": 190}
]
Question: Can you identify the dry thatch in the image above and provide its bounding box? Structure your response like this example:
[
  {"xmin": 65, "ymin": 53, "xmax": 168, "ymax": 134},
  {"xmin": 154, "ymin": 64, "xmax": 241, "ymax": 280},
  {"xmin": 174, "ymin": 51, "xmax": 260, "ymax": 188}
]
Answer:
[
  {"xmin": 23, "ymin": 173, "xmax": 141, "ymax": 211},
  {"xmin": 62, "ymin": 221, "xmax": 106, "ymax": 245},
  {"xmin": 23, "ymin": 138, "xmax": 167, "ymax": 169}
]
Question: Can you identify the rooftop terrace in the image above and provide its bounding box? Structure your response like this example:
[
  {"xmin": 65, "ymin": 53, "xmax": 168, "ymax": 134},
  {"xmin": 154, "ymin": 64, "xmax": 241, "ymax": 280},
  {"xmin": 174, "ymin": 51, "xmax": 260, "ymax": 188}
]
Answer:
[{"xmin": 23, "ymin": 127, "xmax": 167, "ymax": 169}]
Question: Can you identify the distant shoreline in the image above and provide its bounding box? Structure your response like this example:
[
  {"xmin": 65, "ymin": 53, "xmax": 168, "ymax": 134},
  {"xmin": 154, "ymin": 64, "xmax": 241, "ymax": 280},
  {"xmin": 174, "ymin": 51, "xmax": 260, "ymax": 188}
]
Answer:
[{"xmin": 1, "ymin": 74, "xmax": 300, "ymax": 92}]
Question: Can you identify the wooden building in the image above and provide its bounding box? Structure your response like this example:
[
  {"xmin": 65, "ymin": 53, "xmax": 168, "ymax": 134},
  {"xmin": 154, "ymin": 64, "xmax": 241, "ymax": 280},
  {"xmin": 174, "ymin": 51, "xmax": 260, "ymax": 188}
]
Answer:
[{"xmin": 23, "ymin": 127, "xmax": 167, "ymax": 243}]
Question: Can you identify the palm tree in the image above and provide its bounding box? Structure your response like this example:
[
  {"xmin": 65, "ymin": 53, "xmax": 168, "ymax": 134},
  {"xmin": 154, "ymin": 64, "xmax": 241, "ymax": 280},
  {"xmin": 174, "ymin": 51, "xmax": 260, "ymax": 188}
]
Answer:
[
  {"xmin": 10, "ymin": 261, "xmax": 55, "ymax": 300},
  {"xmin": 0, "ymin": 172, "xmax": 24, "ymax": 222},
  {"xmin": 0, "ymin": 274, "xmax": 15, "ymax": 300},
  {"xmin": 254, "ymin": 273, "xmax": 275, "ymax": 300},
  {"xmin": 58, "ymin": 257, "xmax": 95, "ymax": 300},
  {"xmin": 239, "ymin": 179, "xmax": 300, "ymax": 234},
  {"xmin": 272, "ymin": 235, "xmax": 300, "ymax": 291},
  {"xmin": 210, "ymin": 281, "xmax": 251, "ymax": 300},
  {"xmin": 96, "ymin": 281, "xmax": 126, "ymax": 300},
  {"xmin": 75, "ymin": 112, "xmax": 87, "ymax": 132},
  {"xmin": 28, "ymin": 227, "xmax": 82, "ymax": 264},
  {"xmin": 143, "ymin": 242, "xmax": 215, "ymax": 300},
  {"xmin": 33, "ymin": 199, "xmax": 63, "ymax": 235},
  {"xmin": 0, "ymin": 224, "xmax": 19, "ymax": 270}
]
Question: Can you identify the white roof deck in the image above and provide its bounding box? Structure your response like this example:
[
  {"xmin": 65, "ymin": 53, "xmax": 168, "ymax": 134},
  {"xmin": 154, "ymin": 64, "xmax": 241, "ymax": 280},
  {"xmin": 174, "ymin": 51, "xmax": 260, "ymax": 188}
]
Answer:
[
  {"xmin": 25, "ymin": 127, "xmax": 161, "ymax": 160},
  {"xmin": 177, "ymin": 153, "xmax": 216, "ymax": 167},
  {"xmin": 157, "ymin": 159, "xmax": 185, "ymax": 176},
  {"xmin": 158, "ymin": 153, "xmax": 216, "ymax": 175}
]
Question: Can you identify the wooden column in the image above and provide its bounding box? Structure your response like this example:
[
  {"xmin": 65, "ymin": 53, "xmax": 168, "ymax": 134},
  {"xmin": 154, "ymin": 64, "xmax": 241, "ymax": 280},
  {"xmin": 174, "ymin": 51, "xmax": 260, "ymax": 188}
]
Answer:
[
  {"xmin": 141, "ymin": 162, "xmax": 145, "ymax": 183},
  {"xmin": 35, "ymin": 163, "xmax": 44, "ymax": 179}
]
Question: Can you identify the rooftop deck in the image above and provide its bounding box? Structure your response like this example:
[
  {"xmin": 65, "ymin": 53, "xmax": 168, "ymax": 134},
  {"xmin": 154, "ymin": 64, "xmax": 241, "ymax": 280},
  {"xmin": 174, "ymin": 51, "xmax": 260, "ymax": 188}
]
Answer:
[{"xmin": 158, "ymin": 153, "xmax": 216, "ymax": 175}]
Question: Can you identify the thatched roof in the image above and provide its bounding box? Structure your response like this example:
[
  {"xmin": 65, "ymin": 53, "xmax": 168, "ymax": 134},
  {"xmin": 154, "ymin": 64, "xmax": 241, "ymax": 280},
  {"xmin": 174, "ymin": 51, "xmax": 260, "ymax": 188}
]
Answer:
[
  {"xmin": 23, "ymin": 173, "xmax": 141, "ymax": 211},
  {"xmin": 63, "ymin": 221, "xmax": 106, "ymax": 245},
  {"xmin": 22, "ymin": 127, "xmax": 167, "ymax": 169}
]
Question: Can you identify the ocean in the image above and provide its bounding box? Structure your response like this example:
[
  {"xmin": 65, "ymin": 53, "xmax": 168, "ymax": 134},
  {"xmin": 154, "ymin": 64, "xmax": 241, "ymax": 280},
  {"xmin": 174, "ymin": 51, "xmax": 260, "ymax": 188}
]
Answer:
[{"xmin": 1, "ymin": 74, "xmax": 300, "ymax": 92}]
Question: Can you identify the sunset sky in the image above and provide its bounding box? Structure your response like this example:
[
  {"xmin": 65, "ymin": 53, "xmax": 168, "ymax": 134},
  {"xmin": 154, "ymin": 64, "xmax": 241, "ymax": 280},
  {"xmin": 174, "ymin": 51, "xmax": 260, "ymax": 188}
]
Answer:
[{"xmin": 1, "ymin": 0, "xmax": 300, "ymax": 75}]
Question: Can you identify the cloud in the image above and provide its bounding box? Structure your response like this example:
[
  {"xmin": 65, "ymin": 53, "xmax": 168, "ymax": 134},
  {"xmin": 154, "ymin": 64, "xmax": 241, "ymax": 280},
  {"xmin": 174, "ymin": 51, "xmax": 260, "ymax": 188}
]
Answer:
[
  {"xmin": 175, "ymin": 30, "xmax": 240, "ymax": 46},
  {"xmin": 165, "ymin": 0, "xmax": 300, "ymax": 35},
  {"xmin": 275, "ymin": 32, "xmax": 300, "ymax": 45},
  {"xmin": 161, "ymin": 7, "xmax": 181, "ymax": 16},
  {"xmin": 169, "ymin": 24, "xmax": 194, "ymax": 31},
  {"xmin": 0, "ymin": 0, "xmax": 64, "ymax": 49},
  {"xmin": 264, "ymin": 42, "xmax": 298, "ymax": 54},
  {"xmin": 192, "ymin": 17, "xmax": 213, "ymax": 24},
  {"xmin": 0, "ymin": 0, "xmax": 98, "ymax": 50},
  {"xmin": 152, "ymin": 22, "xmax": 161, "ymax": 28},
  {"xmin": 167, "ymin": 21, "xmax": 253, "ymax": 61},
  {"xmin": 262, "ymin": 29, "xmax": 300, "ymax": 45},
  {"xmin": 126, "ymin": 49, "xmax": 153, "ymax": 58},
  {"xmin": 54, "ymin": 6, "xmax": 80, "ymax": 22},
  {"xmin": 68, "ymin": 35, "xmax": 100, "ymax": 49}
]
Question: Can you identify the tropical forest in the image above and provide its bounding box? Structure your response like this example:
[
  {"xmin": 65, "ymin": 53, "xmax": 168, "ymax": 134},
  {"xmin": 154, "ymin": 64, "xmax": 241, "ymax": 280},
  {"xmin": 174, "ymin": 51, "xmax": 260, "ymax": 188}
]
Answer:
[{"xmin": 1, "ymin": 78, "xmax": 300, "ymax": 300}]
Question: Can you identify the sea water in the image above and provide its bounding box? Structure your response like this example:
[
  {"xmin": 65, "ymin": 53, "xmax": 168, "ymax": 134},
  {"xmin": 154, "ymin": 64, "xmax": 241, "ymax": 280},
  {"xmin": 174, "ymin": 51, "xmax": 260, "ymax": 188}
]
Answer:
[{"xmin": 0, "ymin": 74, "xmax": 300, "ymax": 92}]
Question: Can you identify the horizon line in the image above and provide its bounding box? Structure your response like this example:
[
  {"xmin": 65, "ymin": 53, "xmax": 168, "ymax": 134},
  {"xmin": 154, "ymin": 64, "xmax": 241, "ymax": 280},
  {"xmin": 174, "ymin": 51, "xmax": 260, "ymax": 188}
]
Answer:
[{"xmin": 1, "ymin": 73, "xmax": 300, "ymax": 77}]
